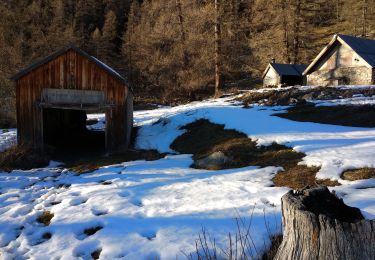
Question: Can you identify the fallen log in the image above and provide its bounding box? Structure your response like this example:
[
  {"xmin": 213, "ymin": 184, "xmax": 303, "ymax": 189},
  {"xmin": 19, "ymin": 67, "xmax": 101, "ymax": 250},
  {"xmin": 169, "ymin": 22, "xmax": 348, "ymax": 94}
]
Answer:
[{"xmin": 275, "ymin": 186, "xmax": 375, "ymax": 260}]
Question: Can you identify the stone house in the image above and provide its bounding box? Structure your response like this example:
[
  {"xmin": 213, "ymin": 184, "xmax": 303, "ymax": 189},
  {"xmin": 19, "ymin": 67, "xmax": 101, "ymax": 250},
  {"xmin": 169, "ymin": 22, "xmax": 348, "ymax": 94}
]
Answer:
[
  {"xmin": 262, "ymin": 62, "xmax": 307, "ymax": 87},
  {"xmin": 304, "ymin": 34, "xmax": 375, "ymax": 86}
]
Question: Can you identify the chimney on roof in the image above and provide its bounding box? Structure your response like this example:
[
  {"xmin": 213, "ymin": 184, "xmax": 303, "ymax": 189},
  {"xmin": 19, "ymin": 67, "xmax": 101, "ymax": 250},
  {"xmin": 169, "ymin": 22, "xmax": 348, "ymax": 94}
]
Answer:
[{"xmin": 271, "ymin": 58, "xmax": 276, "ymax": 63}]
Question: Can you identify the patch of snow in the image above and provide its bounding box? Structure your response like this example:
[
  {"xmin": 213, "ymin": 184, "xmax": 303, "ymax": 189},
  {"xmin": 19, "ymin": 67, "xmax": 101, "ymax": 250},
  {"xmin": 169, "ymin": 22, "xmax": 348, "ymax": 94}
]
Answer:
[
  {"xmin": 0, "ymin": 156, "xmax": 286, "ymax": 259},
  {"xmin": 331, "ymin": 179, "xmax": 375, "ymax": 219},
  {"xmin": 86, "ymin": 113, "xmax": 106, "ymax": 131},
  {"xmin": 314, "ymin": 95, "xmax": 375, "ymax": 106},
  {"xmin": 0, "ymin": 129, "xmax": 17, "ymax": 152}
]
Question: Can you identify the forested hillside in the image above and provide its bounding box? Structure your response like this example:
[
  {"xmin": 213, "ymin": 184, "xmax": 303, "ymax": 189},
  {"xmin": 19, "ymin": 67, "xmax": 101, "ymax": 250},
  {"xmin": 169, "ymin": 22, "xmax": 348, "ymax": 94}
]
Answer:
[{"xmin": 1, "ymin": 0, "xmax": 375, "ymax": 105}]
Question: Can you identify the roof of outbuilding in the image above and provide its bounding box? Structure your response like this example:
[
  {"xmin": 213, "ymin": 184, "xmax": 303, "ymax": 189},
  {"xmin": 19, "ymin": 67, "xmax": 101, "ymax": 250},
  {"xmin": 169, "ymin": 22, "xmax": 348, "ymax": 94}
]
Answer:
[
  {"xmin": 263, "ymin": 63, "xmax": 307, "ymax": 78},
  {"xmin": 304, "ymin": 34, "xmax": 375, "ymax": 75},
  {"xmin": 10, "ymin": 44, "xmax": 129, "ymax": 87}
]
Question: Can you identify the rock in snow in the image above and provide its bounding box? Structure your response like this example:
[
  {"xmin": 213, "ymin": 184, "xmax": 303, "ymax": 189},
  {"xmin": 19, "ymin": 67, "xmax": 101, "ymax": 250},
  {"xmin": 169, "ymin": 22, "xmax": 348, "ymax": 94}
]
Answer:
[{"xmin": 195, "ymin": 151, "xmax": 232, "ymax": 169}]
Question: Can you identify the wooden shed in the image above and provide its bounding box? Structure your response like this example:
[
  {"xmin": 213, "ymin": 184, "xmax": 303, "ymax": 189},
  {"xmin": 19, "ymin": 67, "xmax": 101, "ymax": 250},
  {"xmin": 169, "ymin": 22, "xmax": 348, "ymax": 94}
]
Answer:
[
  {"xmin": 262, "ymin": 62, "xmax": 307, "ymax": 87},
  {"xmin": 10, "ymin": 44, "xmax": 133, "ymax": 154}
]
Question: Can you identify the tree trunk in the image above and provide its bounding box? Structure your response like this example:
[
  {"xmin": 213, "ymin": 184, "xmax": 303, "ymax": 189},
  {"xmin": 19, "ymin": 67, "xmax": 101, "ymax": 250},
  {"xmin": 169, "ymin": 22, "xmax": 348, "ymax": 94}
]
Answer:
[
  {"xmin": 176, "ymin": 0, "xmax": 188, "ymax": 67},
  {"xmin": 362, "ymin": 0, "xmax": 368, "ymax": 37},
  {"xmin": 281, "ymin": 0, "xmax": 291, "ymax": 64},
  {"xmin": 275, "ymin": 187, "xmax": 375, "ymax": 260},
  {"xmin": 292, "ymin": 0, "xmax": 301, "ymax": 64},
  {"xmin": 214, "ymin": 0, "xmax": 222, "ymax": 98}
]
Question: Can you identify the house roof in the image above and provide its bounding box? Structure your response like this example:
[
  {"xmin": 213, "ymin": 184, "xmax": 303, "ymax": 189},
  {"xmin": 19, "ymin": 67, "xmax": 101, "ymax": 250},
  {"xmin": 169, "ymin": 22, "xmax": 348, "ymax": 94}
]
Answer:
[
  {"xmin": 304, "ymin": 34, "xmax": 375, "ymax": 75},
  {"xmin": 262, "ymin": 63, "xmax": 307, "ymax": 78},
  {"xmin": 10, "ymin": 44, "xmax": 129, "ymax": 86}
]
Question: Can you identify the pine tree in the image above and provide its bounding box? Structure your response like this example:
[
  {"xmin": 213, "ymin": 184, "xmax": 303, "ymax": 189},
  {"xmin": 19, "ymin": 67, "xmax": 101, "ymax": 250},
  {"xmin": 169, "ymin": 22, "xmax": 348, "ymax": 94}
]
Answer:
[
  {"xmin": 101, "ymin": 10, "xmax": 118, "ymax": 57},
  {"xmin": 75, "ymin": 0, "xmax": 105, "ymax": 48},
  {"xmin": 122, "ymin": 0, "xmax": 142, "ymax": 85},
  {"xmin": 46, "ymin": 0, "xmax": 79, "ymax": 50}
]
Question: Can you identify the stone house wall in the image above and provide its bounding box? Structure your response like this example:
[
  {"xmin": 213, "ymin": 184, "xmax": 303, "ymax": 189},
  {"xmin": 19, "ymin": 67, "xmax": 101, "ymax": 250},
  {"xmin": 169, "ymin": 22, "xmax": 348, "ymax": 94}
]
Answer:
[
  {"xmin": 307, "ymin": 66, "xmax": 373, "ymax": 86},
  {"xmin": 306, "ymin": 42, "xmax": 375, "ymax": 86},
  {"xmin": 263, "ymin": 67, "xmax": 280, "ymax": 87}
]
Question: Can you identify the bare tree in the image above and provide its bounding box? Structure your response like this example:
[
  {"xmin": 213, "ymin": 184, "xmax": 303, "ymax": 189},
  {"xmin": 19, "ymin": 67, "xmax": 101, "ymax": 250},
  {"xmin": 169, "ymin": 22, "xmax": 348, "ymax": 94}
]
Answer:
[
  {"xmin": 176, "ymin": 0, "xmax": 188, "ymax": 67},
  {"xmin": 215, "ymin": 0, "xmax": 222, "ymax": 97},
  {"xmin": 281, "ymin": 0, "xmax": 291, "ymax": 63},
  {"xmin": 292, "ymin": 0, "xmax": 302, "ymax": 64},
  {"xmin": 362, "ymin": 0, "xmax": 368, "ymax": 37}
]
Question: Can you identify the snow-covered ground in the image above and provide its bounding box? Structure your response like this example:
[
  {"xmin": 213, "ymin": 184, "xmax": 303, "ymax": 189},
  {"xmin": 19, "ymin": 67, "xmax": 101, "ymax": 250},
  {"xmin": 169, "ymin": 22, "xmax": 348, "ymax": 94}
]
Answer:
[
  {"xmin": 314, "ymin": 94, "xmax": 375, "ymax": 106},
  {"xmin": 135, "ymin": 97, "xmax": 375, "ymax": 181},
  {"xmin": 0, "ymin": 94, "xmax": 375, "ymax": 259},
  {"xmin": 0, "ymin": 129, "xmax": 16, "ymax": 153}
]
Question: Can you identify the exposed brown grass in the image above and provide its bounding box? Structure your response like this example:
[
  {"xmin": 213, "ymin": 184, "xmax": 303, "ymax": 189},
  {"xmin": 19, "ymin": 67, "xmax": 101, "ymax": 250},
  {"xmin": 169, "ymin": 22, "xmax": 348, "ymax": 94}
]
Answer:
[
  {"xmin": 42, "ymin": 232, "xmax": 52, "ymax": 240},
  {"xmin": 171, "ymin": 119, "xmax": 247, "ymax": 157},
  {"xmin": 36, "ymin": 211, "xmax": 54, "ymax": 226},
  {"xmin": 194, "ymin": 138, "xmax": 306, "ymax": 172},
  {"xmin": 341, "ymin": 168, "xmax": 375, "ymax": 181},
  {"xmin": 272, "ymin": 165, "xmax": 340, "ymax": 189},
  {"xmin": 240, "ymin": 86, "xmax": 375, "ymax": 107},
  {"xmin": 172, "ymin": 119, "xmax": 340, "ymax": 189},
  {"xmin": 68, "ymin": 149, "xmax": 165, "ymax": 174},
  {"xmin": 275, "ymin": 104, "xmax": 375, "ymax": 128},
  {"xmin": 91, "ymin": 249, "xmax": 102, "ymax": 260},
  {"xmin": 0, "ymin": 146, "xmax": 50, "ymax": 172},
  {"xmin": 84, "ymin": 226, "xmax": 103, "ymax": 236}
]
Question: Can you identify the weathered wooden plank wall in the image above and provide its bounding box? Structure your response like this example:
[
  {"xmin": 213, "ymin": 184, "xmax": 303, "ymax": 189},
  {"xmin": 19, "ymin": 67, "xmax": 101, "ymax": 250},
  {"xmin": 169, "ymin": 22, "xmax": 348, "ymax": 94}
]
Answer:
[{"xmin": 15, "ymin": 49, "xmax": 132, "ymax": 153}]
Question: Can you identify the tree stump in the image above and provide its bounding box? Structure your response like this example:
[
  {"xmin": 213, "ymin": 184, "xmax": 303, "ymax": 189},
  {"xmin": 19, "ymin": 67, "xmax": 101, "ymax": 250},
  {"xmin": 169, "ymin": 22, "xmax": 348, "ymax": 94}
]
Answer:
[{"xmin": 275, "ymin": 186, "xmax": 375, "ymax": 260}]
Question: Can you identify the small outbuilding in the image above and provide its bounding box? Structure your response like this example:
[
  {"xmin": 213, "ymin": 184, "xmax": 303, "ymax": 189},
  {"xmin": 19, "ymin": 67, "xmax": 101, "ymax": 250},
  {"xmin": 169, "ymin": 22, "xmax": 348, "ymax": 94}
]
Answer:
[
  {"xmin": 262, "ymin": 62, "xmax": 307, "ymax": 87},
  {"xmin": 304, "ymin": 34, "xmax": 375, "ymax": 86},
  {"xmin": 10, "ymin": 44, "xmax": 133, "ymax": 154}
]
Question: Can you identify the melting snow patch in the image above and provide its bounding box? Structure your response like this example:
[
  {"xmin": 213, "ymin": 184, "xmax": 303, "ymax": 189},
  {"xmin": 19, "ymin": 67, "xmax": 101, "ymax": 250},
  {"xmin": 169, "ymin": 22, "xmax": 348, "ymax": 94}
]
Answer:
[{"xmin": 0, "ymin": 129, "xmax": 16, "ymax": 152}]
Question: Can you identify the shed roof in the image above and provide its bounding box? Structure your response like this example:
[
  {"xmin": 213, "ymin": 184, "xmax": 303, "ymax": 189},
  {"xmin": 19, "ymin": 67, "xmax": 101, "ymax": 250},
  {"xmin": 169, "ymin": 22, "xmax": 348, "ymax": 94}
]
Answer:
[
  {"xmin": 10, "ymin": 44, "xmax": 129, "ymax": 86},
  {"xmin": 304, "ymin": 34, "xmax": 375, "ymax": 75},
  {"xmin": 263, "ymin": 63, "xmax": 307, "ymax": 78}
]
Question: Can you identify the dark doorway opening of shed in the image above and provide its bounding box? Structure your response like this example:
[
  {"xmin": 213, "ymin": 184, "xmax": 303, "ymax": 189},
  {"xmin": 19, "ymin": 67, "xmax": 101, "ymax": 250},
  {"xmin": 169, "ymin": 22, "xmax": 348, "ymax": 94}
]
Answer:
[
  {"xmin": 43, "ymin": 108, "xmax": 105, "ymax": 159},
  {"xmin": 280, "ymin": 75, "xmax": 304, "ymax": 86}
]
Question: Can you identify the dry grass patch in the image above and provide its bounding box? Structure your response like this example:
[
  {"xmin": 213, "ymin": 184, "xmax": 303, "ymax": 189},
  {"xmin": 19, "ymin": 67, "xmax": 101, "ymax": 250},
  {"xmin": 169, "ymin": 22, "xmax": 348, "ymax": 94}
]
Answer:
[
  {"xmin": 171, "ymin": 119, "xmax": 247, "ymax": 157},
  {"xmin": 84, "ymin": 226, "xmax": 103, "ymax": 236},
  {"xmin": 171, "ymin": 120, "xmax": 305, "ymax": 170},
  {"xmin": 37, "ymin": 211, "xmax": 54, "ymax": 226},
  {"xmin": 239, "ymin": 86, "xmax": 375, "ymax": 107},
  {"xmin": 42, "ymin": 232, "xmax": 52, "ymax": 240},
  {"xmin": 197, "ymin": 139, "xmax": 305, "ymax": 171},
  {"xmin": 68, "ymin": 149, "xmax": 165, "ymax": 174},
  {"xmin": 274, "ymin": 104, "xmax": 375, "ymax": 128},
  {"xmin": 272, "ymin": 165, "xmax": 340, "ymax": 189},
  {"xmin": 171, "ymin": 120, "xmax": 338, "ymax": 189},
  {"xmin": 0, "ymin": 146, "xmax": 49, "ymax": 172},
  {"xmin": 342, "ymin": 168, "xmax": 375, "ymax": 181},
  {"xmin": 91, "ymin": 248, "xmax": 102, "ymax": 259}
]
